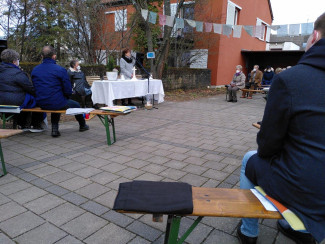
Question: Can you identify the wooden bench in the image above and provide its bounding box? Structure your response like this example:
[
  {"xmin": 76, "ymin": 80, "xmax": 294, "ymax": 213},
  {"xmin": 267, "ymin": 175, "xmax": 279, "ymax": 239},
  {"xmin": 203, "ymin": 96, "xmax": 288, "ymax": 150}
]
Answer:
[
  {"xmin": 0, "ymin": 129, "xmax": 23, "ymax": 176},
  {"xmin": 86, "ymin": 76, "xmax": 107, "ymax": 87},
  {"xmin": 1, "ymin": 108, "xmax": 130, "ymax": 146},
  {"xmin": 117, "ymin": 187, "xmax": 282, "ymax": 244},
  {"xmin": 241, "ymin": 88, "xmax": 265, "ymax": 93}
]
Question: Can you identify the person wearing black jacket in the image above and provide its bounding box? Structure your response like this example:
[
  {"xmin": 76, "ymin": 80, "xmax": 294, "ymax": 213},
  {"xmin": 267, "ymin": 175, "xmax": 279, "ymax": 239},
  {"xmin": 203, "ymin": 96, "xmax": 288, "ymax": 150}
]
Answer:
[
  {"xmin": 237, "ymin": 13, "xmax": 325, "ymax": 244},
  {"xmin": 67, "ymin": 60, "xmax": 91, "ymax": 97},
  {"xmin": 0, "ymin": 49, "xmax": 43, "ymax": 129}
]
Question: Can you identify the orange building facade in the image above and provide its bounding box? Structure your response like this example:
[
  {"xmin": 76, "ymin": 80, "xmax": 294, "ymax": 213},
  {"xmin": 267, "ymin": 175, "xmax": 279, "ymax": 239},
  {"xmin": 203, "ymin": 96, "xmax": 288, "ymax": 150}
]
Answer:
[{"xmin": 98, "ymin": 0, "xmax": 273, "ymax": 86}]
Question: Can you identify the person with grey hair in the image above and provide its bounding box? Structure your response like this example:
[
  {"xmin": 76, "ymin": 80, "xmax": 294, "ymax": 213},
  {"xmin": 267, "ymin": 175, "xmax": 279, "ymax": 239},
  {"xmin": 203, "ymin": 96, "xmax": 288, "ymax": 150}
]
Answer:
[
  {"xmin": 67, "ymin": 60, "xmax": 91, "ymax": 98},
  {"xmin": 0, "ymin": 49, "xmax": 43, "ymax": 130},
  {"xmin": 227, "ymin": 65, "xmax": 246, "ymax": 102},
  {"xmin": 31, "ymin": 46, "xmax": 89, "ymax": 137}
]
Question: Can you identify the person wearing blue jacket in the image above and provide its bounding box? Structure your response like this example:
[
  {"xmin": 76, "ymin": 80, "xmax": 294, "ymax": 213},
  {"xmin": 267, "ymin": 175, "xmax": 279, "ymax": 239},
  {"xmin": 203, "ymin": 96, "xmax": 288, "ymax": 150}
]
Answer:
[
  {"xmin": 261, "ymin": 66, "xmax": 274, "ymax": 85},
  {"xmin": 31, "ymin": 46, "xmax": 89, "ymax": 137},
  {"xmin": 237, "ymin": 13, "xmax": 325, "ymax": 244}
]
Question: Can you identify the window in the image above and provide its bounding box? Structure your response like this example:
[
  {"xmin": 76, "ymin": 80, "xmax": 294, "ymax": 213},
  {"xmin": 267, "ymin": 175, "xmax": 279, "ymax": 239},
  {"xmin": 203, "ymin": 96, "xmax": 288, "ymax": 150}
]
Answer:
[
  {"xmin": 165, "ymin": 2, "xmax": 195, "ymax": 36},
  {"xmin": 115, "ymin": 9, "xmax": 127, "ymax": 32},
  {"xmin": 182, "ymin": 3, "xmax": 195, "ymax": 33},
  {"xmin": 256, "ymin": 18, "xmax": 270, "ymax": 41},
  {"xmin": 226, "ymin": 0, "xmax": 241, "ymax": 26}
]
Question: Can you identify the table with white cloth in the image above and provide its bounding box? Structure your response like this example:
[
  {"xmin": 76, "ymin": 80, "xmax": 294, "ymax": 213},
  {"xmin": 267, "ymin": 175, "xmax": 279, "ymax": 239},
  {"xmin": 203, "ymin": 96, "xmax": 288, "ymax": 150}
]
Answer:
[{"xmin": 91, "ymin": 79, "xmax": 165, "ymax": 106}]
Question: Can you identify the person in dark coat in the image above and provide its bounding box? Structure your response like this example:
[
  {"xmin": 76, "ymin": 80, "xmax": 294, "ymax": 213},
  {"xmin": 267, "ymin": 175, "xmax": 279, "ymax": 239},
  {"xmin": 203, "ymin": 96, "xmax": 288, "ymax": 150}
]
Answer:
[
  {"xmin": 237, "ymin": 13, "xmax": 325, "ymax": 244},
  {"xmin": 0, "ymin": 49, "xmax": 43, "ymax": 129},
  {"xmin": 261, "ymin": 66, "xmax": 274, "ymax": 85},
  {"xmin": 31, "ymin": 46, "xmax": 89, "ymax": 137},
  {"xmin": 67, "ymin": 60, "xmax": 91, "ymax": 97}
]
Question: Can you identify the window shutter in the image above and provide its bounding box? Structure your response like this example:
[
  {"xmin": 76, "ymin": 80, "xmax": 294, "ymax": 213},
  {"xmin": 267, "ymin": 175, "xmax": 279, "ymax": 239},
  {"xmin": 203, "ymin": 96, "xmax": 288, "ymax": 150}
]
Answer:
[
  {"xmin": 265, "ymin": 27, "xmax": 271, "ymax": 42},
  {"xmin": 171, "ymin": 3, "xmax": 177, "ymax": 36},
  {"xmin": 115, "ymin": 9, "xmax": 127, "ymax": 31},
  {"xmin": 226, "ymin": 1, "xmax": 235, "ymax": 25}
]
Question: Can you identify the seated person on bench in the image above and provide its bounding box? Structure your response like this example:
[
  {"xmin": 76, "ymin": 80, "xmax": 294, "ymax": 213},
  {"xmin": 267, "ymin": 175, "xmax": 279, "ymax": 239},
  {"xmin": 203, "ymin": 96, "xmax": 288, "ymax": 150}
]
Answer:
[
  {"xmin": 241, "ymin": 65, "xmax": 263, "ymax": 99},
  {"xmin": 0, "ymin": 49, "xmax": 43, "ymax": 130},
  {"xmin": 67, "ymin": 60, "xmax": 92, "ymax": 99},
  {"xmin": 227, "ymin": 65, "xmax": 246, "ymax": 103},
  {"xmin": 31, "ymin": 46, "xmax": 89, "ymax": 137},
  {"xmin": 261, "ymin": 66, "xmax": 274, "ymax": 86},
  {"xmin": 238, "ymin": 13, "xmax": 325, "ymax": 244}
]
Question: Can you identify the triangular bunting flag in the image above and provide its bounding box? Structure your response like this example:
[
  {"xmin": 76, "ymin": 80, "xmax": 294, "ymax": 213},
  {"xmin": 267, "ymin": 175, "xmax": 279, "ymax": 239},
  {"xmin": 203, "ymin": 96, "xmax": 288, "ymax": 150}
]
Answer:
[
  {"xmin": 233, "ymin": 25, "xmax": 242, "ymax": 38},
  {"xmin": 141, "ymin": 9, "xmax": 148, "ymax": 21},
  {"xmin": 148, "ymin": 11, "xmax": 157, "ymax": 24},
  {"xmin": 277, "ymin": 25, "xmax": 288, "ymax": 36},
  {"xmin": 223, "ymin": 24, "xmax": 232, "ymax": 37},
  {"xmin": 159, "ymin": 14, "xmax": 166, "ymax": 26},
  {"xmin": 176, "ymin": 18, "xmax": 185, "ymax": 29},
  {"xmin": 196, "ymin": 21, "xmax": 203, "ymax": 32},
  {"xmin": 243, "ymin": 25, "xmax": 254, "ymax": 37},
  {"xmin": 289, "ymin": 24, "xmax": 300, "ymax": 36},
  {"xmin": 205, "ymin": 22, "xmax": 213, "ymax": 32},
  {"xmin": 301, "ymin": 22, "xmax": 314, "ymax": 35},
  {"xmin": 185, "ymin": 19, "xmax": 196, "ymax": 28},
  {"xmin": 165, "ymin": 16, "xmax": 174, "ymax": 27},
  {"xmin": 269, "ymin": 25, "xmax": 280, "ymax": 31},
  {"xmin": 255, "ymin": 25, "xmax": 264, "ymax": 39},
  {"xmin": 213, "ymin": 23, "xmax": 222, "ymax": 34}
]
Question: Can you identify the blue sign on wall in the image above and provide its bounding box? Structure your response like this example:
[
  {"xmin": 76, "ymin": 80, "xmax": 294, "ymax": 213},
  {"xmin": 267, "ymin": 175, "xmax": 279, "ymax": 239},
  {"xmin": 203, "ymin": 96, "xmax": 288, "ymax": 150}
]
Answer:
[{"xmin": 147, "ymin": 52, "xmax": 155, "ymax": 59}]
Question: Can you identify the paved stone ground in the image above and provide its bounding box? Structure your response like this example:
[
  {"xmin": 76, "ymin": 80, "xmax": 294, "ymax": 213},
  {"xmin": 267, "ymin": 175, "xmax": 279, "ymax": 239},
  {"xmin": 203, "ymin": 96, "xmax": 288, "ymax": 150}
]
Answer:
[{"xmin": 0, "ymin": 93, "xmax": 296, "ymax": 244}]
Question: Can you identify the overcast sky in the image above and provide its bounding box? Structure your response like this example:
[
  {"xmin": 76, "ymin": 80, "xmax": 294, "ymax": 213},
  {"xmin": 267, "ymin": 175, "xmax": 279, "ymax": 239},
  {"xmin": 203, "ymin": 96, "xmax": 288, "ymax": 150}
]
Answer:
[{"xmin": 270, "ymin": 0, "xmax": 325, "ymax": 25}]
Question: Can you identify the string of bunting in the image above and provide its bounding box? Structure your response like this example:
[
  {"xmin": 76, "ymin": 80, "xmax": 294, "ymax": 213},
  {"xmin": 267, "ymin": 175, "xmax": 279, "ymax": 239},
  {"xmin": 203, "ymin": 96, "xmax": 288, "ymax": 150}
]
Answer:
[{"xmin": 141, "ymin": 9, "xmax": 314, "ymax": 40}]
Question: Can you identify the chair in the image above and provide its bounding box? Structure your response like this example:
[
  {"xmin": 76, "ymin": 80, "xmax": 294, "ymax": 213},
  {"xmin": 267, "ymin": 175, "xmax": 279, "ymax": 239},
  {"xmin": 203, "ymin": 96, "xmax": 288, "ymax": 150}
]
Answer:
[{"xmin": 225, "ymin": 85, "xmax": 230, "ymax": 101}]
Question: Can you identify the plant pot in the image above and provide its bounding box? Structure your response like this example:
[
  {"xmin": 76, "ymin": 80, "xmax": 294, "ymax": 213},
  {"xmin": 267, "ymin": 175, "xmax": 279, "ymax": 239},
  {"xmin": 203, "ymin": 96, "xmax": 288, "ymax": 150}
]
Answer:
[{"xmin": 106, "ymin": 72, "xmax": 118, "ymax": 81}]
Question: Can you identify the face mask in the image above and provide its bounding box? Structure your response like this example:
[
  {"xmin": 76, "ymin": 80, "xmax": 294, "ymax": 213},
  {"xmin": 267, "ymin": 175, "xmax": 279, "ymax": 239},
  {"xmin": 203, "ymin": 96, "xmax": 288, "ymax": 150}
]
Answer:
[
  {"xmin": 236, "ymin": 70, "xmax": 240, "ymax": 73},
  {"xmin": 253, "ymin": 69, "xmax": 256, "ymax": 72},
  {"xmin": 267, "ymin": 69, "xmax": 271, "ymax": 72},
  {"xmin": 16, "ymin": 60, "xmax": 19, "ymax": 66},
  {"xmin": 77, "ymin": 66, "xmax": 81, "ymax": 71}
]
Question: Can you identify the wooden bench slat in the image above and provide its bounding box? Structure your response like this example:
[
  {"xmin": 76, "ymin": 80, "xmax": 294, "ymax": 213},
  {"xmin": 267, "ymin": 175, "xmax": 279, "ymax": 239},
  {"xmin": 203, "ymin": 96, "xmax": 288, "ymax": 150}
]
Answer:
[
  {"xmin": 192, "ymin": 187, "xmax": 281, "ymax": 219},
  {"xmin": 22, "ymin": 108, "xmax": 67, "ymax": 113},
  {"xmin": 241, "ymin": 89, "xmax": 265, "ymax": 93},
  {"xmin": 0, "ymin": 129, "xmax": 23, "ymax": 139},
  {"xmin": 252, "ymin": 123, "xmax": 261, "ymax": 129},
  {"xmin": 90, "ymin": 110, "xmax": 127, "ymax": 116},
  {"xmin": 21, "ymin": 108, "xmax": 128, "ymax": 116}
]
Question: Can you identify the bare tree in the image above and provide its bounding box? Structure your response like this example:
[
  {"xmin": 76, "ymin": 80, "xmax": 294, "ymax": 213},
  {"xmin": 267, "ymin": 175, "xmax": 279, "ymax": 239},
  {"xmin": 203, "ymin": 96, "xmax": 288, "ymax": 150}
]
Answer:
[{"xmin": 131, "ymin": 0, "xmax": 185, "ymax": 78}]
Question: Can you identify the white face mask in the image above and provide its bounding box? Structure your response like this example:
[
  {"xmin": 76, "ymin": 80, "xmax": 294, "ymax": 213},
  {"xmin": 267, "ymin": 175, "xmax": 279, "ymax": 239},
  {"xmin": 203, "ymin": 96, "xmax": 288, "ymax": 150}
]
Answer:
[
  {"xmin": 236, "ymin": 70, "xmax": 240, "ymax": 73},
  {"xmin": 253, "ymin": 68, "xmax": 256, "ymax": 72},
  {"xmin": 15, "ymin": 60, "xmax": 19, "ymax": 66},
  {"xmin": 76, "ymin": 65, "xmax": 81, "ymax": 71}
]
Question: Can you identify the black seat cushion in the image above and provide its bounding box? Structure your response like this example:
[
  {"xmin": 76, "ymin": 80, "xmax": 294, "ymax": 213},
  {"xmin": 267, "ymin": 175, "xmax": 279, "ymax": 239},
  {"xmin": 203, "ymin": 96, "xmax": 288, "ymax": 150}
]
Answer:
[{"xmin": 113, "ymin": 181, "xmax": 193, "ymax": 214}]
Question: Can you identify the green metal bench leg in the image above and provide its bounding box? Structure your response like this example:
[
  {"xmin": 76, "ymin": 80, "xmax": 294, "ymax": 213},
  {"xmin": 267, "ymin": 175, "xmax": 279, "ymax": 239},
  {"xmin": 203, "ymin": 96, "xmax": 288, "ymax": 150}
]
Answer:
[
  {"xmin": 164, "ymin": 215, "xmax": 204, "ymax": 244},
  {"xmin": 111, "ymin": 118, "xmax": 116, "ymax": 143},
  {"xmin": 104, "ymin": 115, "xmax": 112, "ymax": 146},
  {"xmin": 164, "ymin": 215, "xmax": 181, "ymax": 244},
  {"xmin": 0, "ymin": 141, "xmax": 7, "ymax": 177},
  {"xmin": 177, "ymin": 216, "xmax": 203, "ymax": 243},
  {"xmin": 2, "ymin": 113, "xmax": 5, "ymax": 129}
]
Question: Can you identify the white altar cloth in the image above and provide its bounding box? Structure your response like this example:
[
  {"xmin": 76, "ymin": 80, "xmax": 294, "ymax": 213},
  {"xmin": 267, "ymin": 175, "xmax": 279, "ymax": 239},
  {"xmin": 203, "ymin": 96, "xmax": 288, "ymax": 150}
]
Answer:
[{"xmin": 91, "ymin": 79, "xmax": 165, "ymax": 106}]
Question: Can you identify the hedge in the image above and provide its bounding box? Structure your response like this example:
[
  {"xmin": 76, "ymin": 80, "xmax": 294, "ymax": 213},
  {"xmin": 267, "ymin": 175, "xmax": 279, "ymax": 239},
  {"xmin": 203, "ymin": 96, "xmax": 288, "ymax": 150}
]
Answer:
[{"xmin": 20, "ymin": 62, "xmax": 107, "ymax": 77}]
